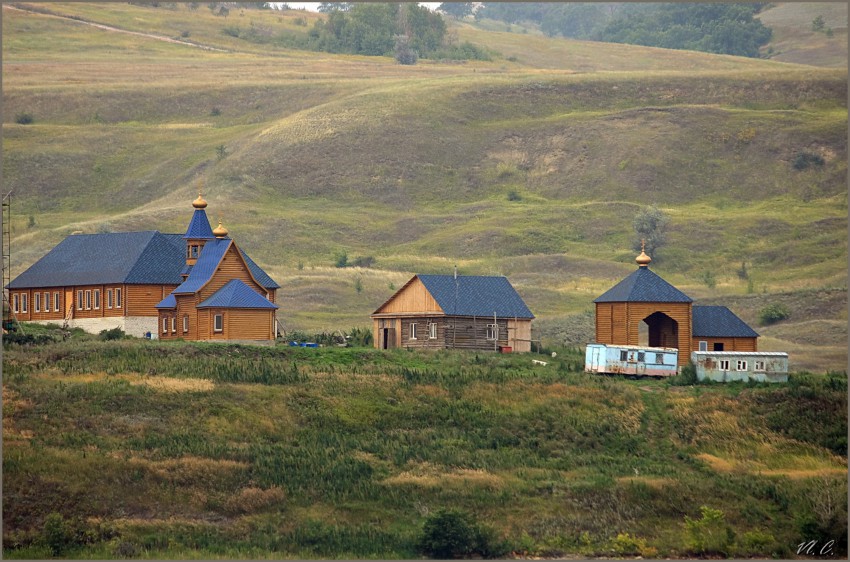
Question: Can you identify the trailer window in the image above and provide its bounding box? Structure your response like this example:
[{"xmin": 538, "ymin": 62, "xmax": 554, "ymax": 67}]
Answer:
[
  {"xmin": 637, "ymin": 352, "xmax": 645, "ymax": 362},
  {"xmin": 736, "ymin": 360, "xmax": 748, "ymax": 371},
  {"xmin": 754, "ymin": 360, "xmax": 765, "ymax": 372},
  {"xmin": 620, "ymin": 350, "xmax": 628, "ymax": 361},
  {"xmin": 719, "ymin": 360, "xmax": 730, "ymax": 371},
  {"xmin": 655, "ymin": 353, "xmax": 664, "ymax": 364}
]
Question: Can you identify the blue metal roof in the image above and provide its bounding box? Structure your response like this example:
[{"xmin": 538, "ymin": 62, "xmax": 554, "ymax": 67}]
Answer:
[
  {"xmin": 197, "ymin": 279, "xmax": 279, "ymax": 309},
  {"xmin": 594, "ymin": 267, "xmax": 693, "ymax": 303},
  {"xmin": 693, "ymin": 305, "xmax": 759, "ymax": 338},
  {"xmin": 184, "ymin": 209, "xmax": 215, "ymax": 239},
  {"xmin": 415, "ymin": 274, "xmax": 534, "ymax": 318},
  {"xmin": 155, "ymin": 293, "xmax": 177, "ymax": 309},
  {"xmin": 172, "ymin": 238, "xmax": 231, "ymax": 294},
  {"xmin": 8, "ymin": 231, "xmax": 185, "ymax": 289}
]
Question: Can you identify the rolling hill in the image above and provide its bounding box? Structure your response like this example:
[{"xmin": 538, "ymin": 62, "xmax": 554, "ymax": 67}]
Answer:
[{"xmin": 2, "ymin": 1, "xmax": 847, "ymax": 372}]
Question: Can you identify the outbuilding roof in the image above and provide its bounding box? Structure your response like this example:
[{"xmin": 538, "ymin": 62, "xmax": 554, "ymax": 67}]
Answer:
[
  {"xmin": 197, "ymin": 279, "xmax": 279, "ymax": 309},
  {"xmin": 374, "ymin": 274, "xmax": 534, "ymax": 319},
  {"xmin": 593, "ymin": 267, "xmax": 692, "ymax": 303},
  {"xmin": 692, "ymin": 305, "xmax": 759, "ymax": 338},
  {"xmin": 7, "ymin": 231, "xmax": 185, "ymax": 289}
]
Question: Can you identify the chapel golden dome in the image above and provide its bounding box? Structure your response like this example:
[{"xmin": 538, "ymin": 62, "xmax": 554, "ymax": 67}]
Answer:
[
  {"xmin": 213, "ymin": 220, "xmax": 228, "ymax": 238},
  {"xmin": 192, "ymin": 191, "xmax": 208, "ymax": 209},
  {"xmin": 636, "ymin": 239, "xmax": 651, "ymax": 267}
]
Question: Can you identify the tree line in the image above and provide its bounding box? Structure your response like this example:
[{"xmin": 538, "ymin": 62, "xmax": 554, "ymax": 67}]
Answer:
[{"xmin": 464, "ymin": 2, "xmax": 773, "ymax": 58}]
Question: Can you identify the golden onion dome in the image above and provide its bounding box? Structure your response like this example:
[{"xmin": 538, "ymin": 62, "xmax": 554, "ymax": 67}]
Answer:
[
  {"xmin": 192, "ymin": 191, "xmax": 208, "ymax": 209},
  {"xmin": 213, "ymin": 220, "xmax": 228, "ymax": 238},
  {"xmin": 636, "ymin": 239, "xmax": 651, "ymax": 267}
]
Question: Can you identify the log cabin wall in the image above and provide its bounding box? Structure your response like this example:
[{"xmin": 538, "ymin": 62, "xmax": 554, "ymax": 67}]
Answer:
[
  {"xmin": 127, "ymin": 284, "xmax": 178, "ymax": 317},
  {"xmin": 692, "ymin": 337, "xmax": 757, "ymax": 353},
  {"xmin": 375, "ymin": 278, "xmax": 443, "ymax": 315}
]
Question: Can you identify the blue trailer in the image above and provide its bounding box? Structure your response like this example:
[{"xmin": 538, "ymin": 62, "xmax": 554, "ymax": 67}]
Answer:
[{"xmin": 585, "ymin": 343, "xmax": 679, "ymax": 377}]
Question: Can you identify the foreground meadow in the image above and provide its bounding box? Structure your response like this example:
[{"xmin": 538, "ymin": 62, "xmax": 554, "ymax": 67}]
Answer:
[{"xmin": 2, "ymin": 326, "xmax": 846, "ymax": 559}]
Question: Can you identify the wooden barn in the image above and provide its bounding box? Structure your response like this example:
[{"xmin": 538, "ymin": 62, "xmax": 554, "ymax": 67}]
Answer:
[
  {"xmin": 8, "ymin": 194, "xmax": 280, "ymax": 342},
  {"xmin": 371, "ymin": 274, "xmax": 534, "ymax": 352},
  {"xmin": 593, "ymin": 245, "xmax": 758, "ymax": 368}
]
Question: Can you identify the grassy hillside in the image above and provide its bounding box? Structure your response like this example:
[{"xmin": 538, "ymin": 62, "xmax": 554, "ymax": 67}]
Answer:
[
  {"xmin": 2, "ymin": 330, "xmax": 847, "ymax": 559},
  {"xmin": 2, "ymin": 2, "xmax": 847, "ymax": 372},
  {"xmin": 758, "ymin": 2, "xmax": 848, "ymax": 68}
]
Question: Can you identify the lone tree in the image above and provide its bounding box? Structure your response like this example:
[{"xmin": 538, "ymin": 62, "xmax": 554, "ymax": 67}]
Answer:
[
  {"xmin": 438, "ymin": 2, "xmax": 474, "ymax": 20},
  {"xmin": 632, "ymin": 205, "xmax": 669, "ymax": 260}
]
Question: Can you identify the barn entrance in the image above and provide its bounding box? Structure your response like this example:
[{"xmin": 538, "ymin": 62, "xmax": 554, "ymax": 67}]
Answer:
[
  {"xmin": 642, "ymin": 311, "xmax": 679, "ymax": 349},
  {"xmin": 380, "ymin": 328, "xmax": 396, "ymax": 350}
]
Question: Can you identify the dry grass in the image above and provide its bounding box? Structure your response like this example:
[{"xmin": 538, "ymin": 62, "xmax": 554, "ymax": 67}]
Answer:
[{"xmin": 382, "ymin": 461, "xmax": 509, "ymax": 491}]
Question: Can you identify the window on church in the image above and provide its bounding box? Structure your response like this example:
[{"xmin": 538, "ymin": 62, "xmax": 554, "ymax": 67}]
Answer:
[
  {"xmin": 13, "ymin": 294, "xmax": 19, "ymax": 313},
  {"xmin": 54, "ymin": 292, "xmax": 60, "ymax": 313},
  {"xmin": 85, "ymin": 290, "xmax": 92, "ymax": 310},
  {"xmin": 171, "ymin": 317, "xmax": 177, "ymax": 333},
  {"xmin": 77, "ymin": 290, "xmax": 84, "ymax": 310},
  {"xmin": 34, "ymin": 293, "xmax": 40, "ymax": 313},
  {"xmin": 94, "ymin": 289, "xmax": 101, "ymax": 310},
  {"xmin": 107, "ymin": 289, "xmax": 113, "ymax": 309},
  {"xmin": 163, "ymin": 317, "xmax": 168, "ymax": 334},
  {"xmin": 115, "ymin": 288, "xmax": 122, "ymax": 308},
  {"xmin": 183, "ymin": 315, "xmax": 189, "ymax": 333},
  {"xmin": 44, "ymin": 292, "xmax": 50, "ymax": 312},
  {"xmin": 214, "ymin": 314, "xmax": 223, "ymax": 332},
  {"xmin": 21, "ymin": 293, "xmax": 27, "ymax": 313}
]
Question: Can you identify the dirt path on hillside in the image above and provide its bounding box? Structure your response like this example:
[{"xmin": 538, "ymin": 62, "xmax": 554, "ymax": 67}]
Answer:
[{"xmin": 4, "ymin": 4, "xmax": 231, "ymax": 53}]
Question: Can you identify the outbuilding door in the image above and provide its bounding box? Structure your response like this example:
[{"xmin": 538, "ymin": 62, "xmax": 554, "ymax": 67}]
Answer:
[{"xmin": 381, "ymin": 328, "xmax": 396, "ymax": 350}]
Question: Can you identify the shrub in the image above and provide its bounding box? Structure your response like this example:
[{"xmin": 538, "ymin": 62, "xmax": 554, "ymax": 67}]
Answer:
[
  {"xmin": 417, "ymin": 508, "xmax": 507, "ymax": 559},
  {"xmin": 758, "ymin": 303, "xmax": 790, "ymax": 326},
  {"xmin": 684, "ymin": 506, "xmax": 732, "ymax": 556},
  {"xmin": 669, "ymin": 362, "xmax": 698, "ymax": 386},
  {"xmin": 42, "ymin": 513, "xmax": 71, "ymax": 557},
  {"xmin": 351, "ymin": 255, "xmax": 374, "ymax": 268},
  {"xmin": 507, "ymin": 190, "xmax": 522, "ymax": 201},
  {"xmin": 793, "ymin": 151, "xmax": 824, "ymax": 170},
  {"xmin": 99, "ymin": 327, "xmax": 125, "ymax": 341},
  {"xmin": 334, "ymin": 251, "xmax": 349, "ymax": 268},
  {"xmin": 611, "ymin": 532, "xmax": 656, "ymax": 557},
  {"xmin": 15, "ymin": 113, "xmax": 34, "ymax": 124}
]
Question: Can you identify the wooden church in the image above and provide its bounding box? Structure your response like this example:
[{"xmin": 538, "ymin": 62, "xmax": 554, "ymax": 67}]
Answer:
[
  {"xmin": 8, "ymin": 194, "xmax": 280, "ymax": 343},
  {"xmin": 593, "ymin": 244, "xmax": 758, "ymax": 367}
]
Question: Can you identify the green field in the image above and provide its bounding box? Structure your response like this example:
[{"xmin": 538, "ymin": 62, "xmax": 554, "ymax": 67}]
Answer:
[{"xmin": 2, "ymin": 327, "xmax": 847, "ymax": 559}]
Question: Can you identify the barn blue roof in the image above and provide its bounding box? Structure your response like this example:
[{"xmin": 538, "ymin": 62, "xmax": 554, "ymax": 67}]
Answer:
[
  {"xmin": 197, "ymin": 279, "xmax": 278, "ymax": 309},
  {"xmin": 593, "ymin": 267, "xmax": 693, "ymax": 303},
  {"xmin": 415, "ymin": 274, "xmax": 534, "ymax": 318},
  {"xmin": 184, "ymin": 209, "xmax": 215, "ymax": 239},
  {"xmin": 7, "ymin": 231, "xmax": 185, "ymax": 289},
  {"xmin": 693, "ymin": 305, "xmax": 759, "ymax": 338}
]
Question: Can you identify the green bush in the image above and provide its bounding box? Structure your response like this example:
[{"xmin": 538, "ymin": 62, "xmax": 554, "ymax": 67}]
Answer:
[
  {"xmin": 42, "ymin": 513, "xmax": 71, "ymax": 557},
  {"xmin": 99, "ymin": 327, "xmax": 125, "ymax": 341},
  {"xmin": 15, "ymin": 113, "xmax": 34, "ymax": 124},
  {"xmin": 758, "ymin": 303, "xmax": 790, "ymax": 326},
  {"xmin": 684, "ymin": 506, "xmax": 732, "ymax": 556},
  {"xmin": 668, "ymin": 362, "xmax": 698, "ymax": 386},
  {"xmin": 417, "ymin": 508, "xmax": 507, "ymax": 559}
]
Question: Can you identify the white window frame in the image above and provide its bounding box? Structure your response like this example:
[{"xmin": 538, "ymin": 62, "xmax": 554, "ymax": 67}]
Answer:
[
  {"xmin": 54, "ymin": 292, "xmax": 60, "ymax": 313},
  {"xmin": 428, "ymin": 322, "xmax": 437, "ymax": 340},
  {"xmin": 486, "ymin": 323, "xmax": 498, "ymax": 341},
  {"xmin": 736, "ymin": 360, "xmax": 748, "ymax": 372},
  {"xmin": 85, "ymin": 290, "xmax": 92, "ymax": 310},
  {"xmin": 162, "ymin": 317, "xmax": 168, "ymax": 334},
  {"xmin": 115, "ymin": 288, "xmax": 122, "ymax": 308},
  {"xmin": 94, "ymin": 289, "xmax": 101, "ymax": 310},
  {"xmin": 21, "ymin": 293, "xmax": 27, "ymax": 313},
  {"xmin": 107, "ymin": 289, "xmax": 113, "ymax": 309},
  {"xmin": 754, "ymin": 360, "xmax": 766, "ymax": 372},
  {"xmin": 214, "ymin": 313, "xmax": 224, "ymax": 333},
  {"xmin": 77, "ymin": 290, "xmax": 84, "ymax": 310},
  {"xmin": 409, "ymin": 322, "xmax": 417, "ymax": 340},
  {"xmin": 43, "ymin": 292, "xmax": 50, "ymax": 312},
  {"xmin": 171, "ymin": 317, "xmax": 177, "ymax": 333},
  {"xmin": 34, "ymin": 292, "xmax": 41, "ymax": 313},
  {"xmin": 13, "ymin": 294, "xmax": 19, "ymax": 313},
  {"xmin": 699, "ymin": 340, "xmax": 708, "ymax": 352},
  {"xmin": 719, "ymin": 360, "xmax": 730, "ymax": 371},
  {"xmin": 183, "ymin": 315, "xmax": 189, "ymax": 333}
]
